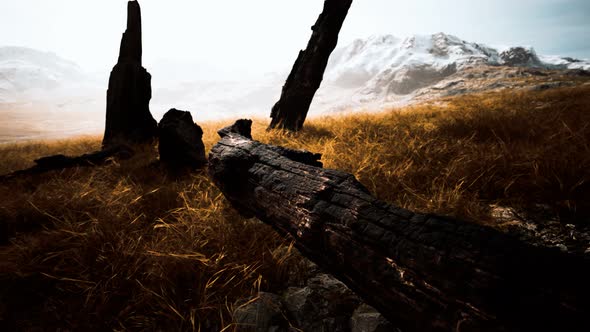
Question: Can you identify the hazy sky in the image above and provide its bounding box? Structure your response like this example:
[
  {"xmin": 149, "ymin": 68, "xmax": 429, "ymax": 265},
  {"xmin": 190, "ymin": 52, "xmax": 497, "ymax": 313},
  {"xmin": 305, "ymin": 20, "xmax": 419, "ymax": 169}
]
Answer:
[{"xmin": 1, "ymin": 0, "xmax": 589, "ymax": 78}]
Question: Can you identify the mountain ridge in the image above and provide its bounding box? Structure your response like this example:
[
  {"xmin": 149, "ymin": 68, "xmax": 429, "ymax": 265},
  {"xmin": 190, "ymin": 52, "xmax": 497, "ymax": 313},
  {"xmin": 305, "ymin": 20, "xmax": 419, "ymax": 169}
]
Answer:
[
  {"xmin": 0, "ymin": 46, "xmax": 85, "ymax": 99},
  {"xmin": 310, "ymin": 32, "xmax": 590, "ymax": 113},
  {"xmin": 324, "ymin": 32, "xmax": 589, "ymax": 96}
]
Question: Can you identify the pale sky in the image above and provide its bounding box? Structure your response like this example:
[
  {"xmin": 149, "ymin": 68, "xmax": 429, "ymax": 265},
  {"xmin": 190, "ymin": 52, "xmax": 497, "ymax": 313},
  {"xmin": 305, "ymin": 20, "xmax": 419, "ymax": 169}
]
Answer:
[{"xmin": 1, "ymin": 0, "xmax": 589, "ymax": 79}]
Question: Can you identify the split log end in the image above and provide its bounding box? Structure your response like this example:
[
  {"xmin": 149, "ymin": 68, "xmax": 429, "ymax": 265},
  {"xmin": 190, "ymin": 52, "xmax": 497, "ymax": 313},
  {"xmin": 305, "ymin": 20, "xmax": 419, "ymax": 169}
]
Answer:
[{"xmin": 218, "ymin": 119, "xmax": 253, "ymax": 139}]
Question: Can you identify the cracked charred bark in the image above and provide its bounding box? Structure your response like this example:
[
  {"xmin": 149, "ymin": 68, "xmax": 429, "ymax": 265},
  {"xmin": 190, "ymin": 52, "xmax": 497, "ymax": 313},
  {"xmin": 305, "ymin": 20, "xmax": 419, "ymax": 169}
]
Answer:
[
  {"xmin": 209, "ymin": 120, "xmax": 590, "ymax": 332},
  {"xmin": 268, "ymin": 0, "xmax": 353, "ymax": 132}
]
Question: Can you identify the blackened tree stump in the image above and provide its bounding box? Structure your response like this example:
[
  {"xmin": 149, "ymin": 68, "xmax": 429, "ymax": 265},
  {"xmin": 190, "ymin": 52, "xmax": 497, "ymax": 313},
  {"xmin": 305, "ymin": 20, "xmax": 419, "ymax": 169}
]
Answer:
[
  {"xmin": 209, "ymin": 120, "xmax": 590, "ymax": 332},
  {"xmin": 103, "ymin": 0, "xmax": 157, "ymax": 148}
]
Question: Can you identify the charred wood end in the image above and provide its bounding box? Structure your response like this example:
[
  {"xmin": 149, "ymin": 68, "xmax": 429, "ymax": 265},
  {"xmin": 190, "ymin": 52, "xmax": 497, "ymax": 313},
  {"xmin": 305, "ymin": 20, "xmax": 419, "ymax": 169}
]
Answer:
[{"xmin": 218, "ymin": 119, "xmax": 253, "ymax": 139}]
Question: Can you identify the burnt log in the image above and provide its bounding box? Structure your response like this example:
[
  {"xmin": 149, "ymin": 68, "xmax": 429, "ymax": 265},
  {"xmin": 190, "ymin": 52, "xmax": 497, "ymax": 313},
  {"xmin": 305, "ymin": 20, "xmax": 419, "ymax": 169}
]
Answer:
[
  {"xmin": 209, "ymin": 121, "xmax": 590, "ymax": 332},
  {"xmin": 268, "ymin": 0, "xmax": 353, "ymax": 131},
  {"xmin": 102, "ymin": 0, "xmax": 157, "ymax": 148},
  {"xmin": 0, "ymin": 145, "xmax": 134, "ymax": 181}
]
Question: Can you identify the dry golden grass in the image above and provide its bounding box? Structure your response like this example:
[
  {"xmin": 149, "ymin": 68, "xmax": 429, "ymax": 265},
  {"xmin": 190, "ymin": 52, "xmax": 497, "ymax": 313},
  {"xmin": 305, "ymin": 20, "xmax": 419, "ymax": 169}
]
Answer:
[
  {"xmin": 258, "ymin": 85, "xmax": 590, "ymax": 223},
  {"xmin": 1, "ymin": 85, "xmax": 589, "ymax": 330}
]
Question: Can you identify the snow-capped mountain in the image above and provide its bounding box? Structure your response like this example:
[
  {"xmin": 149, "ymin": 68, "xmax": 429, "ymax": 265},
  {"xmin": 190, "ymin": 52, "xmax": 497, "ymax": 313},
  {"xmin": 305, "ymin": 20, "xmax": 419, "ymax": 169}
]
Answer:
[
  {"xmin": 321, "ymin": 33, "xmax": 589, "ymax": 99},
  {"xmin": 326, "ymin": 33, "xmax": 497, "ymax": 90},
  {"xmin": 0, "ymin": 47, "xmax": 89, "ymax": 102}
]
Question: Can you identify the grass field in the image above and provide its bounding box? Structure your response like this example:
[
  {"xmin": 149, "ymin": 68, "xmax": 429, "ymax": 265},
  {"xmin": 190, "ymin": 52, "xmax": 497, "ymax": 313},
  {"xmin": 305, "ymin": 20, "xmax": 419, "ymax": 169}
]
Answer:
[{"xmin": 1, "ymin": 85, "xmax": 589, "ymax": 330}]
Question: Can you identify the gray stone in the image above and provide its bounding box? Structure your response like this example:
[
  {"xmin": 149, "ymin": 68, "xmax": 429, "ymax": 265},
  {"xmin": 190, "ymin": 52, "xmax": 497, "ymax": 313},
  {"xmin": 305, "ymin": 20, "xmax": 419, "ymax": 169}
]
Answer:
[
  {"xmin": 233, "ymin": 292, "xmax": 288, "ymax": 332},
  {"xmin": 565, "ymin": 69, "xmax": 590, "ymax": 77},
  {"xmin": 350, "ymin": 304, "xmax": 398, "ymax": 332},
  {"xmin": 500, "ymin": 47, "xmax": 543, "ymax": 67},
  {"xmin": 529, "ymin": 81, "xmax": 575, "ymax": 91},
  {"xmin": 282, "ymin": 273, "xmax": 360, "ymax": 332}
]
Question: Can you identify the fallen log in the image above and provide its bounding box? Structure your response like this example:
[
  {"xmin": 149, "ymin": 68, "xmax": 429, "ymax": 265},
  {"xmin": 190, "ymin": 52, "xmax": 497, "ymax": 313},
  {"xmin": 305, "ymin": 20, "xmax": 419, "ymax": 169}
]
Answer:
[
  {"xmin": 268, "ymin": 0, "xmax": 353, "ymax": 131},
  {"xmin": 0, "ymin": 145, "xmax": 134, "ymax": 181},
  {"xmin": 209, "ymin": 121, "xmax": 590, "ymax": 332}
]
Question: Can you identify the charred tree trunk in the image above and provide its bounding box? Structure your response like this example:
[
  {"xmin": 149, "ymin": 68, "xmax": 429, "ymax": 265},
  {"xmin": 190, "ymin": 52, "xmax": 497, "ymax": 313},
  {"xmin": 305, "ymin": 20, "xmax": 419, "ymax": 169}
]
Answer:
[
  {"xmin": 268, "ymin": 0, "xmax": 353, "ymax": 132},
  {"xmin": 103, "ymin": 0, "xmax": 157, "ymax": 149},
  {"xmin": 209, "ymin": 121, "xmax": 590, "ymax": 332}
]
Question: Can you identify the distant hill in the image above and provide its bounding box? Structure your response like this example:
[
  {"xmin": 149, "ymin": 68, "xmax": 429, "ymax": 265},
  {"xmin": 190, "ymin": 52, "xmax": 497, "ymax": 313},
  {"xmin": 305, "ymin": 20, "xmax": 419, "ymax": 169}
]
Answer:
[
  {"xmin": 0, "ymin": 47, "xmax": 104, "ymax": 142},
  {"xmin": 0, "ymin": 46, "xmax": 88, "ymax": 102}
]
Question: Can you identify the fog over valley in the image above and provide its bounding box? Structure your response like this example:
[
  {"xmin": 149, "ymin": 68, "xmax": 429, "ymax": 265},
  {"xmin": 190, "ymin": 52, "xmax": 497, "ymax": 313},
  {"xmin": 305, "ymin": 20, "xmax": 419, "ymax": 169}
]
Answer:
[{"xmin": 1, "ymin": 0, "xmax": 589, "ymax": 142}]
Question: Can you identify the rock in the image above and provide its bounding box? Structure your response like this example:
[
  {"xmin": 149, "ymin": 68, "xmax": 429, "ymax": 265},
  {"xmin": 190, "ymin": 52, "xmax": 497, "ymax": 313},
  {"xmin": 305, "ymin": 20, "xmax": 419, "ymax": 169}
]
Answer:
[
  {"xmin": 492, "ymin": 204, "xmax": 590, "ymax": 257},
  {"xmin": 158, "ymin": 109, "xmax": 206, "ymax": 169},
  {"xmin": 233, "ymin": 292, "xmax": 289, "ymax": 332},
  {"xmin": 269, "ymin": 245, "xmax": 320, "ymax": 288},
  {"xmin": 562, "ymin": 57, "xmax": 582, "ymax": 63},
  {"xmin": 523, "ymin": 69, "xmax": 549, "ymax": 77},
  {"xmin": 386, "ymin": 63, "xmax": 457, "ymax": 95},
  {"xmin": 500, "ymin": 47, "xmax": 543, "ymax": 67},
  {"xmin": 282, "ymin": 273, "xmax": 360, "ymax": 332},
  {"xmin": 350, "ymin": 304, "xmax": 398, "ymax": 332},
  {"xmin": 530, "ymin": 81, "xmax": 574, "ymax": 91},
  {"xmin": 565, "ymin": 69, "xmax": 590, "ymax": 77},
  {"xmin": 102, "ymin": 0, "xmax": 157, "ymax": 148},
  {"xmin": 231, "ymin": 275, "xmax": 397, "ymax": 332}
]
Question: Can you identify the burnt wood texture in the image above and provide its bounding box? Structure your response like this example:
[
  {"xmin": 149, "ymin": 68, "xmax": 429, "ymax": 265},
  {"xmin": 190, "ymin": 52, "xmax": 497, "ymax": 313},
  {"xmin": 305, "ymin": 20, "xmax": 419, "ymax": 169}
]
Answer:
[
  {"xmin": 209, "ymin": 121, "xmax": 590, "ymax": 332},
  {"xmin": 269, "ymin": 0, "xmax": 353, "ymax": 131}
]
